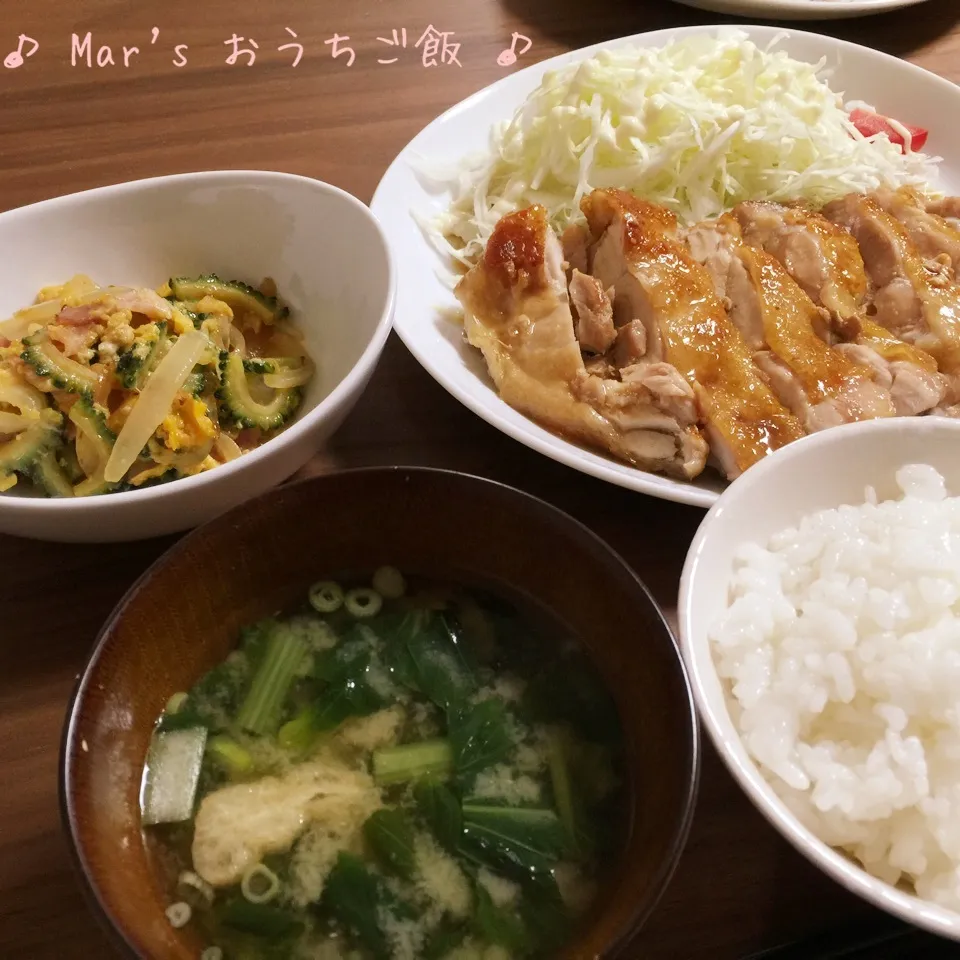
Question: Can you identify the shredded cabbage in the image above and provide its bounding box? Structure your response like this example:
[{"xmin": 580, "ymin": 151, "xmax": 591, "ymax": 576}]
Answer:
[{"xmin": 426, "ymin": 29, "xmax": 941, "ymax": 266}]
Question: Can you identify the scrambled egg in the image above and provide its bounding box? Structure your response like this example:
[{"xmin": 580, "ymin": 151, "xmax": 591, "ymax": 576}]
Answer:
[
  {"xmin": 98, "ymin": 311, "xmax": 136, "ymax": 351},
  {"xmin": 127, "ymin": 463, "xmax": 172, "ymax": 487},
  {"xmin": 181, "ymin": 454, "xmax": 219, "ymax": 477},
  {"xmin": 157, "ymin": 393, "xmax": 216, "ymax": 452},
  {"xmin": 334, "ymin": 706, "xmax": 405, "ymax": 753},
  {"xmin": 413, "ymin": 832, "xmax": 472, "ymax": 919},
  {"xmin": 191, "ymin": 753, "xmax": 382, "ymax": 888},
  {"xmin": 168, "ymin": 308, "xmax": 194, "ymax": 336},
  {"xmin": 194, "ymin": 294, "xmax": 233, "ymax": 320},
  {"xmin": 153, "ymin": 283, "xmax": 228, "ymax": 335}
]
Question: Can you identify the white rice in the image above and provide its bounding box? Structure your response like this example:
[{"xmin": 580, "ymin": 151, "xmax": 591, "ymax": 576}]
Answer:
[{"xmin": 710, "ymin": 463, "xmax": 960, "ymax": 909}]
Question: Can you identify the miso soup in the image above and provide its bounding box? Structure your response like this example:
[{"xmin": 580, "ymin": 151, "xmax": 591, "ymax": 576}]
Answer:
[{"xmin": 141, "ymin": 569, "xmax": 627, "ymax": 960}]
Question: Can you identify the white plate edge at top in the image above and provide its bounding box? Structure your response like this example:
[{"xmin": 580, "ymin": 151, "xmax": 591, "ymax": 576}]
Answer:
[
  {"xmin": 673, "ymin": 0, "xmax": 931, "ymax": 22},
  {"xmin": 371, "ymin": 24, "xmax": 960, "ymax": 510}
]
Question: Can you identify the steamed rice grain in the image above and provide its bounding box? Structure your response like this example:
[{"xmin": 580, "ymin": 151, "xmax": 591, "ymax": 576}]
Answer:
[{"xmin": 710, "ymin": 464, "xmax": 960, "ymax": 908}]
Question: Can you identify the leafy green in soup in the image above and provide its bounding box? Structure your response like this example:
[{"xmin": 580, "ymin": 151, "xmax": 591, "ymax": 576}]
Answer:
[{"xmin": 141, "ymin": 569, "xmax": 626, "ymax": 960}]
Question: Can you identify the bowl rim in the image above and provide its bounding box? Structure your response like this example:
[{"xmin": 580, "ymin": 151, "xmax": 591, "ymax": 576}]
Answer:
[
  {"xmin": 59, "ymin": 463, "xmax": 702, "ymax": 959},
  {"xmin": 1, "ymin": 169, "xmax": 397, "ymax": 516},
  {"xmin": 677, "ymin": 416, "xmax": 960, "ymax": 940}
]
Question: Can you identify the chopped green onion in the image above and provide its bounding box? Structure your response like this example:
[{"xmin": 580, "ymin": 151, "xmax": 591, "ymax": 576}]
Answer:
[
  {"xmin": 309, "ymin": 580, "xmax": 344, "ymax": 613},
  {"xmin": 164, "ymin": 691, "xmax": 188, "ymax": 715},
  {"xmin": 165, "ymin": 901, "xmax": 192, "ymax": 929},
  {"xmin": 176, "ymin": 871, "xmax": 214, "ymax": 909},
  {"xmin": 241, "ymin": 863, "xmax": 281, "ymax": 904},
  {"xmin": 207, "ymin": 736, "xmax": 254, "ymax": 779},
  {"xmin": 372, "ymin": 565, "xmax": 406, "ymax": 600},
  {"xmin": 345, "ymin": 587, "xmax": 383, "ymax": 619},
  {"xmin": 278, "ymin": 705, "xmax": 320, "ymax": 755},
  {"xmin": 546, "ymin": 728, "xmax": 591, "ymax": 858},
  {"xmin": 372, "ymin": 738, "xmax": 453, "ymax": 785},
  {"xmin": 141, "ymin": 727, "xmax": 208, "ymax": 826},
  {"xmin": 237, "ymin": 628, "xmax": 309, "ymax": 735}
]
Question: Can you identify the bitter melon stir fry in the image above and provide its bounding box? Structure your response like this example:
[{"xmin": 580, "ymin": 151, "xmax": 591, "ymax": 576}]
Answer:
[
  {"xmin": 0, "ymin": 273, "xmax": 314, "ymax": 496},
  {"xmin": 142, "ymin": 569, "xmax": 625, "ymax": 960}
]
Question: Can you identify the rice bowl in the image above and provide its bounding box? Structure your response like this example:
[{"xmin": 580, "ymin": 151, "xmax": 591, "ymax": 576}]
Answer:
[
  {"xmin": 712, "ymin": 463, "xmax": 960, "ymax": 909},
  {"xmin": 678, "ymin": 416, "xmax": 960, "ymax": 939}
]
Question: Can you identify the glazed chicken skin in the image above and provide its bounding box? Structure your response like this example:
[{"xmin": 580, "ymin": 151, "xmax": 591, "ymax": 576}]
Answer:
[
  {"xmin": 823, "ymin": 193, "xmax": 960, "ymax": 377},
  {"xmin": 732, "ymin": 199, "xmax": 948, "ymax": 416},
  {"xmin": 686, "ymin": 215, "xmax": 896, "ymax": 432},
  {"xmin": 579, "ymin": 189, "xmax": 805, "ymax": 479},
  {"xmin": 732, "ymin": 200, "xmax": 866, "ymax": 328},
  {"xmin": 455, "ymin": 187, "xmax": 960, "ymax": 487},
  {"xmin": 454, "ymin": 205, "xmax": 708, "ymax": 479},
  {"xmin": 871, "ymin": 187, "xmax": 960, "ymax": 276}
]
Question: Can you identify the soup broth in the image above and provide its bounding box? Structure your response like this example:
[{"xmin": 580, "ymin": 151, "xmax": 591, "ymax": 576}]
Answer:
[{"xmin": 141, "ymin": 570, "xmax": 627, "ymax": 960}]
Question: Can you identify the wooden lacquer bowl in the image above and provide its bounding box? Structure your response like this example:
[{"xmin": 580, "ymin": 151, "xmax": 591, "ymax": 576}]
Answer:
[{"xmin": 61, "ymin": 466, "xmax": 700, "ymax": 959}]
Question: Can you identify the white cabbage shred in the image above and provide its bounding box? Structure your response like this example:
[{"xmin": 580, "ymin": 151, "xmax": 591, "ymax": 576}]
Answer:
[{"xmin": 424, "ymin": 29, "xmax": 941, "ymax": 266}]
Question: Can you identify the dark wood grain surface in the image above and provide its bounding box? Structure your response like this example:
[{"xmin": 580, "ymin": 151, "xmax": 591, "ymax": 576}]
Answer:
[{"xmin": 3, "ymin": 1, "xmax": 960, "ymax": 957}]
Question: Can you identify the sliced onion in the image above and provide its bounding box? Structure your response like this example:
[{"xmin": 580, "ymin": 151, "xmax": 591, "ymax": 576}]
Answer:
[
  {"xmin": 0, "ymin": 371, "xmax": 46, "ymax": 413},
  {"xmin": 76, "ymin": 431, "xmax": 101, "ymax": 478},
  {"xmin": 74, "ymin": 288, "xmax": 108, "ymax": 307},
  {"xmin": 247, "ymin": 376, "xmax": 275, "ymax": 404},
  {"xmin": 217, "ymin": 314, "xmax": 233, "ymax": 350},
  {"xmin": 213, "ymin": 433, "xmax": 242, "ymax": 462},
  {"xmin": 200, "ymin": 316, "xmax": 228, "ymax": 351},
  {"xmin": 263, "ymin": 357, "xmax": 314, "ymax": 389},
  {"xmin": 264, "ymin": 325, "xmax": 307, "ymax": 359},
  {"xmin": 0, "ymin": 412, "xmax": 29, "ymax": 434},
  {"xmin": 0, "ymin": 299, "xmax": 62, "ymax": 339},
  {"xmin": 104, "ymin": 330, "xmax": 208, "ymax": 483},
  {"xmin": 92, "ymin": 371, "xmax": 114, "ymax": 409},
  {"xmin": 228, "ymin": 324, "xmax": 246, "ymax": 355}
]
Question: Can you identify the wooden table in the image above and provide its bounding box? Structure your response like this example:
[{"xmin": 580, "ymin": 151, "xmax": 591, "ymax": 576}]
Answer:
[{"xmin": 3, "ymin": 0, "xmax": 960, "ymax": 956}]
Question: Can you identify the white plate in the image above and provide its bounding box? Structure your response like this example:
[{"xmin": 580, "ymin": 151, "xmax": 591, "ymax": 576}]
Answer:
[
  {"xmin": 674, "ymin": 0, "xmax": 930, "ymax": 21},
  {"xmin": 371, "ymin": 25, "xmax": 960, "ymax": 509}
]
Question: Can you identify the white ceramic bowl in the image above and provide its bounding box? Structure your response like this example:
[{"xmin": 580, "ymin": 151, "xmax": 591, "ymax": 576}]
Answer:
[
  {"xmin": 0, "ymin": 171, "xmax": 395, "ymax": 543},
  {"xmin": 678, "ymin": 416, "xmax": 960, "ymax": 940}
]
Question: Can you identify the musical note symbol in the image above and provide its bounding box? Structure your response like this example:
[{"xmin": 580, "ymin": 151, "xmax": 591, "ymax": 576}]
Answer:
[
  {"xmin": 4, "ymin": 33, "xmax": 39, "ymax": 69},
  {"xmin": 497, "ymin": 31, "xmax": 532, "ymax": 68}
]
